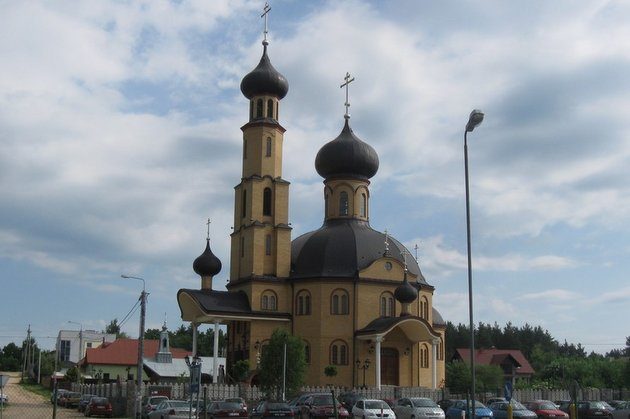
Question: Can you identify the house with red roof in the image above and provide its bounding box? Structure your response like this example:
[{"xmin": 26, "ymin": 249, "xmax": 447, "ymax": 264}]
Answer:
[{"xmin": 452, "ymin": 348, "xmax": 535, "ymax": 385}]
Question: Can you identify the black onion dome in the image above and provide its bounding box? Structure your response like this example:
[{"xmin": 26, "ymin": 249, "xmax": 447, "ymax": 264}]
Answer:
[
  {"xmin": 394, "ymin": 275, "xmax": 418, "ymax": 304},
  {"xmin": 315, "ymin": 119, "xmax": 379, "ymax": 180},
  {"xmin": 240, "ymin": 43, "xmax": 289, "ymax": 100},
  {"xmin": 193, "ymin": 239, "xmax": 222, "ymax": 277},
  {"xmin": 290, "ymin": 219, "xmax": 427, "ymax": 282}
]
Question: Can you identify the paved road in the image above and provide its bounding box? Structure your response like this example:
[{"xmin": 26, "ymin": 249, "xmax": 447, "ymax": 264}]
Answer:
[{"xmin": 0, "ymin": 371, "xmax": 86, "ymax": 418}]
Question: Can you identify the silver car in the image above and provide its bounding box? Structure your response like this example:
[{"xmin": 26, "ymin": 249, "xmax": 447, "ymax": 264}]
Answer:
[
  {"xmin": 393, "ymin": 398, "xmax": 445, "ymax": 419},
  {"xmin": 148, "ymin": 400, "xmax": 196, "ymax": 418}
]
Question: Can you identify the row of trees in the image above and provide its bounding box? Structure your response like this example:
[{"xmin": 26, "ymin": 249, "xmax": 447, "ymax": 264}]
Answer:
[{"xmin": 445, "ymin": 321, "xmax": 630, "ymax": 390}]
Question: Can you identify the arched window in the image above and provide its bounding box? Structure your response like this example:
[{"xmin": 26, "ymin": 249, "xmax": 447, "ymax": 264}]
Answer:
[
  {"xmin": 420, "ymin": 344, "xmax": 429, "ymax": 368},
  {"xmin": 360, "ymin": 193, "xmax": 367, "ymax": 217},
  {"xmin": 263, "ymin": 188, "xmax": 272, "ymax": 216},
  {"xmin": 330, "ymin": 340, "xmax": 348, "ymax": 365},
  {"xmin": 265, "ymin": 234, "xmax": 272, "ymax": 256},
  {"xmin": 331, "ymin": 289, "xmax": 349, "ymax": 315},
  {"xmin": 266, "ymin": 137, "xmax": 272, "ymax": 157},
  {"xmin": 296, "ymin": 290, "xmax": 311, "ymax": 315},
  {"xmin": 420, "ymin": 296, "xmax": 429, "ymax": 319},
  {"xmin": 324, "ymin": 194, "xmax": 329, "ymax": 218},
  {"xmin": 380, "ymin": 292, "xmax": 395, "ymax": 317},
  {"xmin": 249, "ymin": 100, "xmax": 254, "ymax": 120},
  {"xmin": 242, "ymin": 189, "xmax": 247, "ymax": 218},
  {"xmin": 256, "ymin": 99, "xmax": 263, "ymax": 118},
  {"xmin": 339, "ymin": 191, "xmax": 349, "ymax": 216},
  {"xmin": 261, "ymin": 290, "xmax": 277, "ymax": 311},
  {"xmin": 267, "ymin": 99, "xmax": 274, "ymax": 118},
  {"xmin": 438, "ymin": 338, "xmax": 444, "ymax": 361},
  {"xmin": 304, "ymin": 341, "xmax": 311, "ymax": 364}
]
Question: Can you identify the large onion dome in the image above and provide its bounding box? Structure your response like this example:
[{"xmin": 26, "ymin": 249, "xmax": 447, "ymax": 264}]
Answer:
[
  {"xmin": 315, "ymin": 119, "xmax": 379, "ymax": 180},
  {"xmin": 193, "ymin": 239, "xmax": 222, "ymax": 277},
  {"xmin": 394, "ymin": 274, "xmax": 418, "ymax": 304},
  {"xmin": 240, "ymin": 42, "xmax": 289, "ymax": 100}
]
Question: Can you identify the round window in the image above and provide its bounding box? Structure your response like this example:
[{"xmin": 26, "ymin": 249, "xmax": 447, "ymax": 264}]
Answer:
[{"xmin": 384, "ymin": 262, "xmax": 393, "ymax": 271}]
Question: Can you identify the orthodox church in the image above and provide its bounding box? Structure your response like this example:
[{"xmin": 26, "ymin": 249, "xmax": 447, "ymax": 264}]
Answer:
[{"xmin": 177, "ymin": 13, "xmax": 446, "ymax": 389}]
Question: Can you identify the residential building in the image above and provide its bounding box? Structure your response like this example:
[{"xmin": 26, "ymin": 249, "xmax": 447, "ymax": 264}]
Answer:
[
  {"xmin": 56, "ymin": 329, "xmax": 116, "ymax": 367},
  {"xmin": 452, "ymin": 348, "xmax": 535, "ymax": 385}
]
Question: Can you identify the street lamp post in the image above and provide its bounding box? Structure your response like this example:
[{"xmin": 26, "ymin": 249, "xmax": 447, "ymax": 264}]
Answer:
[
  {"xmin": 464, "ymin": 109, "xmax": 484, "ymax": 419},
  {"xmin": 122, "ymin": 275, "xmax": 147, "ymax": 419},
  {"xmin": 355, "ymin": 359, "xmax": 371, "ymax": 388},
  {"xmin": 68, "ymin": 320, "xmax": 83, "ymax": 386}
]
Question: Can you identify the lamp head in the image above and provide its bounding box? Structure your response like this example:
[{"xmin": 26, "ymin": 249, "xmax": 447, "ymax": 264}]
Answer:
[{"xmin": 466, "ymin": 109, "xmax": 484, "ymax": 132}]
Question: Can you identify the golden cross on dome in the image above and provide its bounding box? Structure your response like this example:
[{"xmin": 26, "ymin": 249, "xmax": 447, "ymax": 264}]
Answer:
[
  {"xmin": 261, "ymin": 2, "xmax": 271, "ymax": 43},
  {"xmin": 414, "ymin": 243, "xmax": 420, "ymax": 261},
  {"xmin": 206, "ymin": 218, "xmax": 211, "ymax": 240},
  {"xmin": 384, "ymin": 229, "xmax": 390, "ymax": 255},
  {"xmin": 401, "ymin": 248, "xmax": 410, "ymax": 272},
  {"xmin": 340, "ymin": 72, "xmax": 355, "ymax": 119}
]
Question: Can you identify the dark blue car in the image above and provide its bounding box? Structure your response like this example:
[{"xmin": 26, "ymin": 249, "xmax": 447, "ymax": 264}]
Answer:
[{"xmin": 445, "ymin": 400, "xmax": 493, "ymax": 419}]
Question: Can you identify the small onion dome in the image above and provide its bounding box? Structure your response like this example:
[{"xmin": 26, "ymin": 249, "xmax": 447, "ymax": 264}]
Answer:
[
  {"xmin": 315, "ymin": 119, "xmax": 379, "ymax": 180},
  {"xmin": 394, "ymin": 274, "xmax": 418, "ymax": 304},
  {"xmin": 240, "ymin": 43, "xmax": 289, "ymax": 100},
  {"xmin": 193, "ymin": 239, "xmax": 222, "ymax": 277}
]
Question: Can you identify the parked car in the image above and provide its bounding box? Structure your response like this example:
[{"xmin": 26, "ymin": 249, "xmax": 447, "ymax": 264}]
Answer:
[
  {"xmin": 0, "ymin": 394, "xmax": 8, "ymax": 405},
  {"xmin": 78, "ymin": 394, "xmax": 98, "ymax": 412},
  {"xmin": 142, "ymin": 395, "xmax": 169, "ymax": 418},
  {"xmin": 393, "ymin": 397, "xmax": 445, "ymax": 419},
  {"xmin": 204, "ymin": 400, "xmax": 248, "ymax": 419},
  {"xmin": 574, "ymin": 401, "xmax": 614, "ymax": 419},
  {"xmin": 489, "ymin": 401, "xmax": 537, "ymax": 419},
  {"xmin": 51, "ymin": 388, "xmax": 70, "ymax": 404},
  {"xmin": 487, "ymin": 399, "xmax": 507, "ymax": 407},
  {"xmin": 353, "ymin": 399, "xmax": 396, "ymax": 419},
  {"xmin": 84, "ymin": 396, "xmax": 113, "ymax": 418},
  {"xmin": 300, "ymin": 393, "xmax": 350, "ymax": 419},
  {"xmin": 611, "ymin": 402, "xmax": 630, "ymax": 419},
  {"xmin": 226, "ymin": 397, "xmax": 248, "ymax": 411},
  {"xmin": 60, "ymin": 391, "xmax": 82, "ymax": 408},
  {"xmin": 438, "ymin": 400, "xmax": 457, "ymax": 413},
  {"xmin": 148, "ymin": 400, "xmax": 195, "ymax": 418},
  {"xmin": 340, "ymin": 392, "xmax": 366, "ymax": 412},
  {"xmin": 250, "ymin": 400, "xmax": 295, "ymax": 419},
  {"xmin": 445, "ymin": 400, "xmax": 493, "ymax": 419},
  {"xmin": 289, "ymin": 393, "xmax": 326, "ymax": 416},
  {"xmin": 523, "ymin": 400, "xmax": 569, "ymax": 419},
  {"xmin": 608, "ymin": 401, "xmax": 628, "ymax": 410}
]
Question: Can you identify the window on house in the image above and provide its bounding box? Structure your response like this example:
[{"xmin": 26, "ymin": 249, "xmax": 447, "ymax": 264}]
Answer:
[
  {"xmin": 256, "ymin": 99, "xmax": 263, "ymax": 118},
  {"xmin": 59, "ymin": 340, "xmax": 71, "ymax": 362},
  {"xmin": 360, "ymin": 193, "xmax": 367, "ymax": 217},
  {"xmin": 296, "ymin": 291, "xmax": 311, "ymax": 315},
  {"xmin": 339, "ymin": 191, "xmax": 349, "ymax": 216},
  {"xmin": 266, "ymin": 137, "xmax": 272, "ymax": 157},
  {"xmin": 265, "ymin": 234, "xmax": 272, "ymax": 256},
  {"xmin": 242, "ymin": 189, "xmax": 247, "ymax": 218},
  {"xmin": 380, "ymin": 292, "xmax": 395, "ymax": 316},
  {"xmin": 421, "ymin": 344, "xmax": 429, "ymax": 368},
  {"xmin": 267, "ymin": 99, "xmax": 274, "ymax": 118},
  {"xmin": 331, "ymin": 290, "xmax": 349, "ymax": 315},
  {"xmin": 263, "ymin": 188, "xmax": 272, "ymax": 216},
  {"xmin": 330, "ymin": 341, "xmax": 348, "ymax": 365}
]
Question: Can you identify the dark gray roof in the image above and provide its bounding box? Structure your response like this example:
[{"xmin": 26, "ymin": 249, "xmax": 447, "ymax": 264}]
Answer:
[
  {"xmin": 315, "ymin": 119, "xmax": 379, "ymax": 180},
  {"xmin": 193, "ymin": 239, "xmax": 222, "ymax": 277},
  {"xmin": 240, "ymin": 43, "xmax": 288, "ymax": 100},
  {"xmin": 432, "ymin": 307, "xmax": 446, "ymax": 326},
  {"xmin": 291, "ymin": 219, "xmax": 427, "ymax": 282},
  {"xmin": 355, "ymin": 315, "xmax": 436, "ymax": 336},
  {"xmin": 178, "ymin": 289, "xmax": 251, "ymax": 314}
]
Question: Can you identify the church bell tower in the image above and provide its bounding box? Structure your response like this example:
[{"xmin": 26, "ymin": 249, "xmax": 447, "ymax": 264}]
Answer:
[{"xmin": 230, "ymin": 15, "xmax": 291, "ymax": 282}]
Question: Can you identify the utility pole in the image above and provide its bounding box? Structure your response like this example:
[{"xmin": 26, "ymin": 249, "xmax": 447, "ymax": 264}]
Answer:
[
  {"xmin": 22, "ymin": 325, "xmax": 31, "ymax": 381},
  {"xmin": 122, "ymin": 275, "xmax": 146, "ymax": 419}
]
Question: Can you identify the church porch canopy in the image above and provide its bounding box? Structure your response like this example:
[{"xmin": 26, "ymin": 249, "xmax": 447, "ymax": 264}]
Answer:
[{"xmin": 356, "ymin": 315, "xmax": 441, "ymax": 343}]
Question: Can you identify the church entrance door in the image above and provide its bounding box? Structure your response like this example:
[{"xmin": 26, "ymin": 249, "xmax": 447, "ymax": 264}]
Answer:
[{"xmin": 380, "ymin": 348, "xmax": 399, "ymax": 385}]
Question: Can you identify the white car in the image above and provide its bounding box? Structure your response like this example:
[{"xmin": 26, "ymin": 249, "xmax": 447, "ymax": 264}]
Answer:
[
  {"xmin": 393, "ymin": 397, "xmax": 445, "ymax": 419},
  {"xmin": 353, "ymin": 399, "xmax": 396, "ymax": 419},
  {"xmin": 0, "ymin": 394, "xmax": 8, "ymax": 405}
]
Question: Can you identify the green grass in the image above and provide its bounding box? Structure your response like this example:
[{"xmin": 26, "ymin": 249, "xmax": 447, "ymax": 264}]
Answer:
[{"xmin": 18, "ymin": 381, "xmax": 50, "ymax": 399}]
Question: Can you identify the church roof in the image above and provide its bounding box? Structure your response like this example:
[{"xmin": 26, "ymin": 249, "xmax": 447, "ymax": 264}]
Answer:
[
  {"xmin": 240, "ymin": 43, "xmax": 288, "ymax": 100},
  {"xmin": 178, "ymin": 289, "xmax": 252, "ymax": 315},
  {"xmin": 291, "ymin": 218, "xmax": 427, "ymax": 282},
  {"xmin": 193, "ymin": 239, "xmax": 222, "ymax": 277},
  {"xmin": 315, "ymin": 119, "xmax": 379, "ymax": 181},
  {"xmin": 432, "ymin": 307, "xmax": 446, "ymax": 326}
]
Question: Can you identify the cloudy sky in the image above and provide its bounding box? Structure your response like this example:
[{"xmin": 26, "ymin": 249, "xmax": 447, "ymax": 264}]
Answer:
[{"xmin": 1, "ymin": 0, "xmax": 629, "ymax": 355}]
